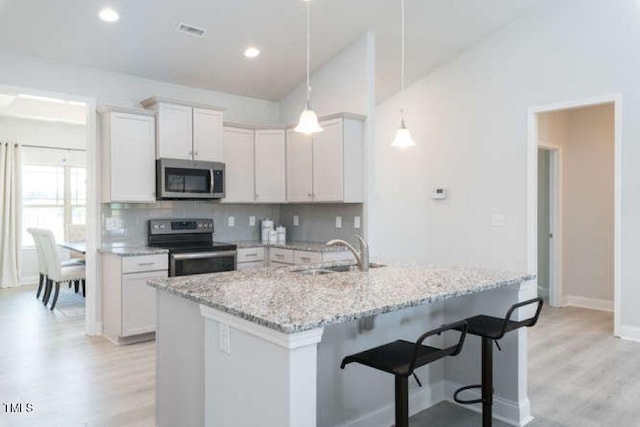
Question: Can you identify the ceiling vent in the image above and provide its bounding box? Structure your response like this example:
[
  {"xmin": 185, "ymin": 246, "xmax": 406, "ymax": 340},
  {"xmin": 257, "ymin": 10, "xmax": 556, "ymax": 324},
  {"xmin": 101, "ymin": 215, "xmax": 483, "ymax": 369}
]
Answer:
[{"xmin": 176, "ymin": 23, "xmax": 206, "ymax": 38}]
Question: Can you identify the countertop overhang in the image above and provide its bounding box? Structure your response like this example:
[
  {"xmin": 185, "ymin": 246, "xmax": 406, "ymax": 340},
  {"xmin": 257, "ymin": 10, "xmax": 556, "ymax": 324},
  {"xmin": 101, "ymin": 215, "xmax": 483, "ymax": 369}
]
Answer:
[{"xmin": 147, "ymin": 261, "xmax": 534, "ymax": 334}]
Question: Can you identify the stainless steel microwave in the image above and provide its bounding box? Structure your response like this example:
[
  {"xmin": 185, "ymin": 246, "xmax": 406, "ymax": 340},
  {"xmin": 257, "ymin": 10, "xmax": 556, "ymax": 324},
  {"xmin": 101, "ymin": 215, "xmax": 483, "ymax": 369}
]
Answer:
[{"xmin": 156, "ymin": 158, "xmax": 225, "ymax": 200}]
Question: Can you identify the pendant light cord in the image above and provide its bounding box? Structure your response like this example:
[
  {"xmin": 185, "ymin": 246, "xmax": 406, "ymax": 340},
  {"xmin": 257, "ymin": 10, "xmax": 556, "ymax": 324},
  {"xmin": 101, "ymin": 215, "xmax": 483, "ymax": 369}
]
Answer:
[
  {"xmin": 306, "ymin": 0, "xmax": 311, "ymax": 107},
  {"xmin": 400, "ymin": 0, "xmax": 406, "ymax": 121}
]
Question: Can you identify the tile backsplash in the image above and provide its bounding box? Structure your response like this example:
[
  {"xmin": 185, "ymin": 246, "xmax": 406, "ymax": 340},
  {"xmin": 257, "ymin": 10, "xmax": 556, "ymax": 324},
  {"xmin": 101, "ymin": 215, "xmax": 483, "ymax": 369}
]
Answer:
[
  {"xmin": 101, "ymin": 201, "xmax": 364, "ymax": 246},
  {"xmin": 102, "ymin": 202, "xmax": 280, "ymax": 245}
]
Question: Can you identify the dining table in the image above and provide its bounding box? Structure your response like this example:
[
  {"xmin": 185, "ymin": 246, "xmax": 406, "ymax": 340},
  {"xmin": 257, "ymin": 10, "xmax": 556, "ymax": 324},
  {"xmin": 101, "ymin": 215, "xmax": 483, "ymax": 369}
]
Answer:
[{"xmin": 58, "ymin": 241, "xmax": 86, "ymax": 255}]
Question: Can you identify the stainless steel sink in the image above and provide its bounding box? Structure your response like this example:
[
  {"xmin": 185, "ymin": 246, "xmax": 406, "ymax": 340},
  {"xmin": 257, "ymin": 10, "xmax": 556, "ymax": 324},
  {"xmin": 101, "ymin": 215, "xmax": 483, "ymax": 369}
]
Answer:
[{"xmin": 295, "ymin": 263, "xmax": 385, "ymax": 275}]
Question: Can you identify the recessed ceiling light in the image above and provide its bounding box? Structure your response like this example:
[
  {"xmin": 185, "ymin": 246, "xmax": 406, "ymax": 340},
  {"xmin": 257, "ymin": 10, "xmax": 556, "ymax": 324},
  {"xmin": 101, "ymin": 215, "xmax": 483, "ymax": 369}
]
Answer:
[
  {"xmin": 99, "ymin": 8, "xmax": 120, "ymax": 23},
  {"xmin": 244, "ymin": 47, "xmax": 261, "ymax": 58}
]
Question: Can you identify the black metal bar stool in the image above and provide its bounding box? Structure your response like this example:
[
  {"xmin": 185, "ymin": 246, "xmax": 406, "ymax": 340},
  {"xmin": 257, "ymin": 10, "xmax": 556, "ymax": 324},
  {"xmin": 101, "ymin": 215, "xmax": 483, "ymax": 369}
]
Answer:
[
  {"xmin": 341, "ymin": 320, "xmax": 468, "ymax": 427},
  {"xmin": 453, "ymin": 298, "xmax": 543, "ymax": 427}
]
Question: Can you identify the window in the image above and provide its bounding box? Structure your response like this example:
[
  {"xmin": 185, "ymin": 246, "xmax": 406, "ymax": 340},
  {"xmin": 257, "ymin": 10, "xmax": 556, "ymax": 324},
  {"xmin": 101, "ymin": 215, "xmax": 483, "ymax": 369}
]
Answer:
[{"xmin": 22, "ymin": 165, "xmax": 86, "ymax": 247}]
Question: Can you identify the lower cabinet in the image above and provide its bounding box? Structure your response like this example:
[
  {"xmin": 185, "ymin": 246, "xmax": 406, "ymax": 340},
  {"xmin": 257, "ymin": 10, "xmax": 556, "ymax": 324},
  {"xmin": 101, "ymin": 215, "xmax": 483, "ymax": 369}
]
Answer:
[
  {"xmin": 269, "ymin": 248, "xmax": 354, "ymax": 267},
  {"xmin": 237, "ymin": 248, "xmax": 265, "ymax": 271},
  {"xmin": 102, "ymin": 253, "xmax": 168, "ymax": 345}
]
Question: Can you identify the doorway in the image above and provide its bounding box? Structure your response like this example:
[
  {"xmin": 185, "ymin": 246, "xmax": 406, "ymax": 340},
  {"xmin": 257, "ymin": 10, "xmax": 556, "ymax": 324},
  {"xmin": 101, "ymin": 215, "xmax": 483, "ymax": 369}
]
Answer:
[
  {"xmin": 0, "ymin": 84, "xmax": 98, "ymax": 335},
  {"xmin": 528, "ymin": 95, "xmax": 620, "ymax": 336}
]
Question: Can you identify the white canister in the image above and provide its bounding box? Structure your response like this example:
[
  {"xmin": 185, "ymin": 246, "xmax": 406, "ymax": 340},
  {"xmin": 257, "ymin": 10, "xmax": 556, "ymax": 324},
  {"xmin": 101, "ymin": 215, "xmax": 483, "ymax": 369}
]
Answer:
[
  {"xmin": 276, "ymin": 226, "xmax": 286, "ymax": 245},
  {"xmin": 261, "ymin": 227, "xmax": 271, "ymax": 244},
  {"xmin": 269, "ymin": 229, "xmax": 278, "ymax": 245}
]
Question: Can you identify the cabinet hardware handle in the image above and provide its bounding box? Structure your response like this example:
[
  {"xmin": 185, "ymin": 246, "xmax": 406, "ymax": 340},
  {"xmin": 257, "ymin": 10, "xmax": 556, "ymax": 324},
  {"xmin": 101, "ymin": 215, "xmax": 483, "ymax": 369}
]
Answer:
[
  {"xmin": 275, "ymin": 254, "xmax": 284, "ymax": 258},
  {"xmin": 300, "ymin": 257, "xmax": 311, "ymax": 261},
  {"xmin": 246, "ymin": 253, "xmax": 258, "ymax": 257},
  {"xmin": 138, "ymin": 262, "xmax": 155, "ymax": 266}
]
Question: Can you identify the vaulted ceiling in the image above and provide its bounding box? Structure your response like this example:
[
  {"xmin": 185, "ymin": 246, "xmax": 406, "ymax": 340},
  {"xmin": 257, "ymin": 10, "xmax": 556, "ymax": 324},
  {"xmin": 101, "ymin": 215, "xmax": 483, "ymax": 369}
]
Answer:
[{"xmin": 0, "ymin": 0, "xmax": 542, "ymax": 102}]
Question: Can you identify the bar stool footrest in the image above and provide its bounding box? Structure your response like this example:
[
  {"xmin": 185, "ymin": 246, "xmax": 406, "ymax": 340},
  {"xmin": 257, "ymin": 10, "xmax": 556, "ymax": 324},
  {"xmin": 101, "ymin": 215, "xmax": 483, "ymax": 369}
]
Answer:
[{"xmin": 453, "ymin": 384, "xmax": 485, "ymax": 405}]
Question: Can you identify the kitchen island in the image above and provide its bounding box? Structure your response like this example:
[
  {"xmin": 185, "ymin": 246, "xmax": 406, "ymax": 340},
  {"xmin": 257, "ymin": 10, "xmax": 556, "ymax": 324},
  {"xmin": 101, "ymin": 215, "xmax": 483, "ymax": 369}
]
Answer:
[{"xmin": 148, "ymin": 262, "xmax": 535, "ymax": 427}]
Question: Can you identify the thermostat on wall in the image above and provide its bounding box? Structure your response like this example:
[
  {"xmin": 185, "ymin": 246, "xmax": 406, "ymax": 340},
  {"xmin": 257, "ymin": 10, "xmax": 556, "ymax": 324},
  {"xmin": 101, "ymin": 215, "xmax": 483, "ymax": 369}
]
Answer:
[{"xmin": 432, "ymin": 187, "xmax": 447, "ymax": 200}]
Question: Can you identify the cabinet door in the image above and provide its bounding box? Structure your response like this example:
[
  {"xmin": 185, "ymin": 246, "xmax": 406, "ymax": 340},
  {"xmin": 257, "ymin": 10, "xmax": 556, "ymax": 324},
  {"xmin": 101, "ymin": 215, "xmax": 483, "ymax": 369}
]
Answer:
[
  {"xmin": 286, "ymin": 128, "xmax": 313, "ymax": 202},
  {"xmin": 222, "ymin": 127, "xmax": 255, "ymax": 203},
  {"xmin": 255, "ymin": 129, "xmax": 286, "ymax": 203},
  {"xmin": 312, "ymin": 118, "xmax": 344, "ymax": 202},
  {"xmin": 109, "ymin": 112, "xmax": 156, "ymax": 202},
  {"xmin": 193, "ymin": 108, "xmax": 223, "ymax": 162},
  {"xmin": 157, "ymin": 103, "xmax": 193, "ymax": 159},
  {"xmin": 121, "ymin": 270, "xmax": 167, "ymax": 337}
]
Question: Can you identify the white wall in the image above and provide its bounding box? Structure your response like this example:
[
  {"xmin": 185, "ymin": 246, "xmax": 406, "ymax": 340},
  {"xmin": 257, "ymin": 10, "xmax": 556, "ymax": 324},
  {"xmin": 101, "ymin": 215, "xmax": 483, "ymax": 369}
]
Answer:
[
  {"xmin": 0, "ymin": 50, "xmax": 281, "ymax": 124},
  {"xmin": 279, "ymin": 35, "xmax": 372, "ymax": 123},
  {"xmin": 371, "ymin": 0, "xmax": 640, "ymax": 333}
]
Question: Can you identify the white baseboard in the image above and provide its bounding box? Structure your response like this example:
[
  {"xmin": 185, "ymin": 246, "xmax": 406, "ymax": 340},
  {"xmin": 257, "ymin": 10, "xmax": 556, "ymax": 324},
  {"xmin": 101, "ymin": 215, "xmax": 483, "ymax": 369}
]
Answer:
[
  {"xmin": 619, "ymin": 325, "xmax": 640, "ymax": 343},
  {"xmin": 564, "ymin": 295, "xmax": 613, "ymax": 312},
  {"xmin": 339, "ymin": 380, "xmax": 445, "ymax": 427},
  {"xmin": 444, "ymin": 381, "xmax": 533, "ymax": 426}
]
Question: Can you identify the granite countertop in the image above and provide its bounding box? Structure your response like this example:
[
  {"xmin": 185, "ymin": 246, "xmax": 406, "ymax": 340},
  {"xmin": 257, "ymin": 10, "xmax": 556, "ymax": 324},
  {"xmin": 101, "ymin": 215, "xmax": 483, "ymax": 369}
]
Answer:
[
  {"xmin": 230, "ymin": 240, "xmax": 350, "ymax": 253},
  {"xmin": 100, "ymin": 244, "xmax": 169, "ymax": 256},
  {"xmin": 148, "ymin": 261, "xmax": 534, "ymax": 334}
]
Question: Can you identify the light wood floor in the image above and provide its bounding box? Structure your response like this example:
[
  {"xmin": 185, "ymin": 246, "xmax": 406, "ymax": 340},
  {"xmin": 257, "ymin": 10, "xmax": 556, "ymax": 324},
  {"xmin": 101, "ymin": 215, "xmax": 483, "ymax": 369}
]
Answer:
[
  {"xmin": 1, "ymin": 286, "xmax": 638, "ymax": 426},
  {"xmin": 0, "ymin": 285, "xmax": 155, "ymax": 427}
]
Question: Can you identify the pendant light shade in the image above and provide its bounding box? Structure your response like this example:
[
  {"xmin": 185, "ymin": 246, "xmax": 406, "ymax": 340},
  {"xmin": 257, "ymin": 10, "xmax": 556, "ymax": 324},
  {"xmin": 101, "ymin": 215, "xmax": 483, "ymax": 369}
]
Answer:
[
  {"xmin": 392, "ymin": 0, "xmax": 415, "ymax": 148},
  {"xmin": 295, "ymin": 0, "xmax": 323, "ymax": 135},
  {"xmin": 392, "ymin": 118, "xmax": 415, "ymax": 148},
  {"xmin": 295, "ymin": 104, "xmax": 323, "ymax": 135}
]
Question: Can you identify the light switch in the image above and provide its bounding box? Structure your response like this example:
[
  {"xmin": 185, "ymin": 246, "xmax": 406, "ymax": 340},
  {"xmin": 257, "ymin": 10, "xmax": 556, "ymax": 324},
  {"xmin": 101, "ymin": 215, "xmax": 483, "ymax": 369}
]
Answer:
[
  {"xmin": 249, "ymin": 216, "xmax": 256, "ymax": 226},
  {"xmin": 219, "ymin": 324, "xmax": 231, "ymax": 354},
  {"xmin": 293, "ymin": 215, "xmax": 299, "ymax": 227},
  {"xmin": 336, "ymin": 216, "xmax": 343, "ymax": 229},
  {"xmin": 228, "ymin": 216, "xmax": 235, "ymax": 227},
  {"xmin": 492, "ymin": 214, "xmax": 505, "ymax": 227},
  {"xmin": 354, "ymin": 216, "xmax": 361, "ymax": 229}
]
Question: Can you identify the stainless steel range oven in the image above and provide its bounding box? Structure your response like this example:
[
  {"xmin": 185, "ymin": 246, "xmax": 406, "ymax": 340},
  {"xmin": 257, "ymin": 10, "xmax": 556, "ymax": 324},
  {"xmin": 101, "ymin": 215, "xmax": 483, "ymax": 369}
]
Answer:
[{"xmin": 148, "ymin": 218, "xmax": 236, "ymax": 277}]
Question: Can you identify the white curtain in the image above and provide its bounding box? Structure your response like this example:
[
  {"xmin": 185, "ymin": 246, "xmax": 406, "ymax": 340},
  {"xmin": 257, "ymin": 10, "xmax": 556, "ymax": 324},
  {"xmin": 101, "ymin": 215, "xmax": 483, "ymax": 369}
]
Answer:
[{"xmin": 0, "ymin": 142, "xmax": 22, "ymax": 288}]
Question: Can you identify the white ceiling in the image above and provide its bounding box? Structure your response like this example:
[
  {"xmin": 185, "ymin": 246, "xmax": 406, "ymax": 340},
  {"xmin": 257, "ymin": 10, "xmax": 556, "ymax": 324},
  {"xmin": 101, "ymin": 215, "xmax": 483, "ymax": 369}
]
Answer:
[{"xmin": 0, "ymin": 0, "xmax": 542, "ymax": 102}]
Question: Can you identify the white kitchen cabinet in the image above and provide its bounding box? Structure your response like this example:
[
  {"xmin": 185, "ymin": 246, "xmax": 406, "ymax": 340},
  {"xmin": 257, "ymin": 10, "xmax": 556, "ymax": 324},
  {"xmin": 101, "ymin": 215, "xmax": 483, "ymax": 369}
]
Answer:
[
  {"xmin": 193, "ymin": 108, "xmax": 224, "ymax": 162},
  {"xmin": 312, "ymin": 118, "xmax": 344, "ymax": 202},
  {"xmin": 141, "ymin": 98, "xmax": 224, "ymax": 161},
  {"xmin": 254, "ymin": 129, "xmax": 286, "ymax": 203},
  {"xmin": 100, "ymin": 106, "xmax": 156, "ymax": 203},
  {"xmin": 286, "ymin": 114, "xmax": 365, "ymax": 203},
  {"xmin": 222, "ymin": 126, "xmax": 255, "ymax": 203},
  {"xmin": 156, "ymin": 103, "xmax": 193, "ymax": 160},
  {"xmin": 294, "ymin": 251, "xmax": 322, "ymax": 265},
  {"xmin": 102, "ymin": 253, "xmax": 169, "ymax": 345},
  {"xmin": 286, "ymin": 128, "xmax": 314, "ymax": 202},
  {"xmin": 270, "ymin": 248, "xmax": 295, "ymax": 266}
]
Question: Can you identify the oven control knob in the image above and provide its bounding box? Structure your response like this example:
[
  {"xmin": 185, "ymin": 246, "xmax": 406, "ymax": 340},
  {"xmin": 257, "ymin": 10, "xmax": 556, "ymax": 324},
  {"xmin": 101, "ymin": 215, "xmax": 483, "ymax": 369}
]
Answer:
[{"xmin": 159, "ymin": 224, "xmax": 166, "ymax": 230}]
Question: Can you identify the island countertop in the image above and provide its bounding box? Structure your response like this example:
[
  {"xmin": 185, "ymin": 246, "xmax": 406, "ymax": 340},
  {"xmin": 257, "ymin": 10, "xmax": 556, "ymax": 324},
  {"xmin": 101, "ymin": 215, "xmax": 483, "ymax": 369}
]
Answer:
[{"xmin": 147, "ymin": 262, "xmax": 534, "ymax": 334}]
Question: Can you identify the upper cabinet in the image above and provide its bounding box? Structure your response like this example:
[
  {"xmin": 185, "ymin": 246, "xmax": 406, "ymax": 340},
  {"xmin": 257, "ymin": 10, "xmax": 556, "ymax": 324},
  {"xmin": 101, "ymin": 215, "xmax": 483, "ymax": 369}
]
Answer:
[
  {"xmin": 286, "ymin": 114, "xmax": 365, "ymax": 203},
  {"xmin": 141, "ymin": 98, "xmax": 224, "ymax": 162},
  {"xmin": 222, "ymin": 126, "xmax": 255, "ymax": 203},
  {"xmin": 254, "ymin": 129, "xmax": 286, "ymax": 203},
  {"xmin": 193, "ymin": 107, "xmax": 224, "ymax": 162},
  {"xmin": 100, "ymin": 106, "xmax": 157, "ymax": 203},
  {"xmin": 222, "ymin": 126, "xmax": 287, "ymax": 204}
]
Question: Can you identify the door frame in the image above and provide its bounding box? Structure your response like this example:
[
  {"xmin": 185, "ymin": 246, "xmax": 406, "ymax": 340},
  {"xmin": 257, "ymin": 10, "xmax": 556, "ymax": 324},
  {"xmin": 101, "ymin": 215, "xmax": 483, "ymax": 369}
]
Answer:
[
  {"xmin": 527, "ymin": 93, "xmax": 622, "ymax": 337},
  {"xmin": 537, "ymin": 144, "xmax": 563, "ymax": 307},
  {"xmin": 0, "ymin": 84, "xmax": 100, "ymax": 336}
]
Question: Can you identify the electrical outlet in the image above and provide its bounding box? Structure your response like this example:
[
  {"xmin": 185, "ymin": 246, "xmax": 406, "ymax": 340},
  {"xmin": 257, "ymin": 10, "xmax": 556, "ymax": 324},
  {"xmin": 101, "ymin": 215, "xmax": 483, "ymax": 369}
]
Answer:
[
  {"xmin": 249, "ymin": 216, "xmax": 256, "ymax": 226},
  {"xmin": 336, "ymin": 216, "xmax": 342, "ymax": 229},
  {"xmin": 492, "ymin": 214, "xmax": 505, "ymax": 227},
  {"xmin": 228, "ymin": 216, "xmax": 235, "ymax": 227},
  {"xmin": 293, "ymin": 215, "xmax": 299, "ymax": 227},
  {"xmin": 219, "ymin": 324, "xmax": 231, "ymax": 354},
  {"xmin": 354, "ymin": 216, "xmax": 361, "ymax": 229}
]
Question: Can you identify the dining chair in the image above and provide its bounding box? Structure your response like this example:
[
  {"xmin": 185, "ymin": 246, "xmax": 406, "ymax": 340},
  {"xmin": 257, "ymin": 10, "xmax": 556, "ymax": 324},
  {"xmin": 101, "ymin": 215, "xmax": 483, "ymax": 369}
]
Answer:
[
  {"xmin": 39, "ymin": 229, "xmax": 86, "ymax": 310},
  {"xmin": 65, "ymin": 224, "xmax": 86, "ymax": 263},
  {"xmin": 27, "ymin": 228, "xmax": 47, "ymax": 299}
]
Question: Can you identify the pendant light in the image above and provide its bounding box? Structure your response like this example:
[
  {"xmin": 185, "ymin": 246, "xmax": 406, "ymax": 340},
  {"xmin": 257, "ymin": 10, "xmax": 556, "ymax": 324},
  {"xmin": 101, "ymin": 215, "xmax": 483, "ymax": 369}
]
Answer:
[
  {"xmin": 391, "ymin": 0, "xmax": 415, "ymax": 148},
  {"xmin": 295, "ymin": 0, "xmax": 323, "ymax": 135}
]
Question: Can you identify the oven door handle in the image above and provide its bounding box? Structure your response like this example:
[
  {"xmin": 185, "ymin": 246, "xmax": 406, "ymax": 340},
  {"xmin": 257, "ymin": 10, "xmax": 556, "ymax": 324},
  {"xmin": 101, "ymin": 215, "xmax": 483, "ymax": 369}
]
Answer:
[{"xmin": 172, "ymin": 251, "xmax": 237, "ymax": 261}]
